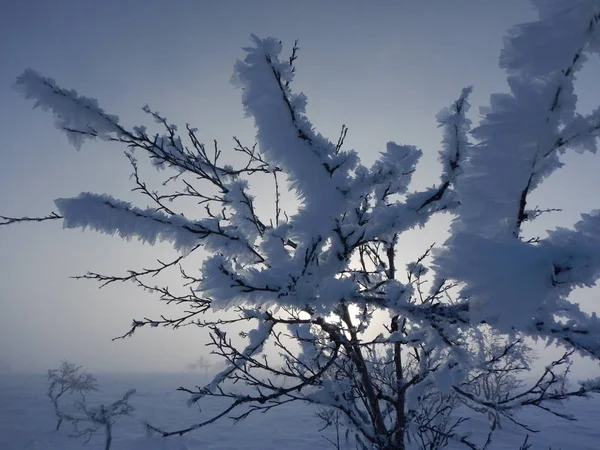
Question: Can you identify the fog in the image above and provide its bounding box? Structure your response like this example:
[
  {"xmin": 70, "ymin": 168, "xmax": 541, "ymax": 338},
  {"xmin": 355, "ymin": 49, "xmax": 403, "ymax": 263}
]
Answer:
[{"xmin": 1, "ymin": 0, "xmax": 599, "ymax": 374}]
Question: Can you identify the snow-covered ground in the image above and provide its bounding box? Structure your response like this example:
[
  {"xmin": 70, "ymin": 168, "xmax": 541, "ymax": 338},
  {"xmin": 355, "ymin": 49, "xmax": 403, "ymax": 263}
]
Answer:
[{"xmin": 1, "ymin": 373, "xmax": 598, "ymax": 450}]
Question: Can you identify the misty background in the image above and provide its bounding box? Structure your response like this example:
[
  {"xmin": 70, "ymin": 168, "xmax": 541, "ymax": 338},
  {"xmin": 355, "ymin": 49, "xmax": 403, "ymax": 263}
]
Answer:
[{"xmin": 1, "ymin": 0, "xmax": 599, "ymax": 375}]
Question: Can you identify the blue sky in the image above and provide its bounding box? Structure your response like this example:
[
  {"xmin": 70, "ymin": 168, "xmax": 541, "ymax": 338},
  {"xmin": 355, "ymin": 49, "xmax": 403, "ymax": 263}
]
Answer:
[{"xmin": 1, "ymin": 1, "xmax": 599, "ymax": 374}]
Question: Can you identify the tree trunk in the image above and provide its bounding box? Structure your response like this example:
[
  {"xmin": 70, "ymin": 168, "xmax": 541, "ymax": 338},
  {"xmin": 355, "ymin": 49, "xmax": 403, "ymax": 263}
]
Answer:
[
  {"xmin": 388, "ymin": 240, "xmax": 406, "ymax": 450},
  {"xmin": 340, "ymin": 305, "xmax": 389, "ymax": 441},
  {"xmin": 393, "ymin": 340, "xmax": 406, "ymax": 450},
  {"xmin": 105, "ymin": 422, "xmax": 112, "ymax": 450}
]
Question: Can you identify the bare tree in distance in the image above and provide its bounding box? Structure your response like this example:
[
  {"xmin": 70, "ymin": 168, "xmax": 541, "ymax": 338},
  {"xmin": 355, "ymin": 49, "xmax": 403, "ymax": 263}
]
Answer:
[
  {"xmin": 62, "ymin": 389, "xmax": 136, "ymax": 450},
  {"xmin": 47, "ymin": 360, "xmax": 98, "ymax": 431},
  {"xmin": 5, "ymin": 1, "xmax": 600, "ymax": 449},
  {"xmin": 185, "ymin": 355, "xmax": 213, "ymax": 379}
]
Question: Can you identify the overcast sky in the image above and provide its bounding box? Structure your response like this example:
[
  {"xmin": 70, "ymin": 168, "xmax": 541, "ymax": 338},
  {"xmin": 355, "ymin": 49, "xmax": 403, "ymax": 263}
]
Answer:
[{"xmin": 1, "ymin": 0, "xmax": 599, "ymax": 374}]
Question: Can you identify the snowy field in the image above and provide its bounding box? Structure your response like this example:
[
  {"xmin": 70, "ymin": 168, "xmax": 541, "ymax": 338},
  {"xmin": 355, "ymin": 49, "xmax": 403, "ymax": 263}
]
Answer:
[{"xmin": 1, "ymin": 373, "xmax": 598, "ymax": 450}]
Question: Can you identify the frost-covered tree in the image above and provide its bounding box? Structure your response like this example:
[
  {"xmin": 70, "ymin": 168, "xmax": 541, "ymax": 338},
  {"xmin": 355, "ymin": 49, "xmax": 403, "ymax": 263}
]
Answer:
[
  {"xmin": 4, "ymin": 1, "xmax": 600, "ymax": 449},
  {"xmin": 62, "ymin": 388, "xmax": 136, "ymax": 450},
  {"xmin": 47, "ymin": 360, "xmax": 99, "ymax": 431}
]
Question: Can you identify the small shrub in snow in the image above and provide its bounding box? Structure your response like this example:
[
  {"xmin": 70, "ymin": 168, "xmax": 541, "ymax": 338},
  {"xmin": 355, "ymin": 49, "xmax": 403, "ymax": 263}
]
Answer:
[
  {"xmin": 62, "ymin": 388, "xmax": 136, "ymax": 450},
  {"xmin": 47, "ymin": 360, "xmax": 98, "ymax": 431}
]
